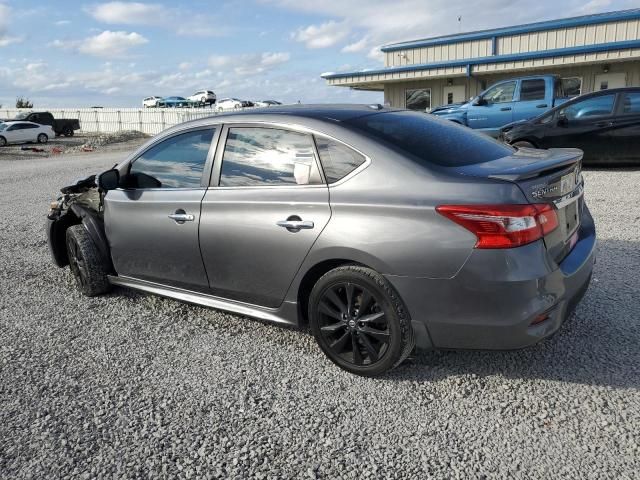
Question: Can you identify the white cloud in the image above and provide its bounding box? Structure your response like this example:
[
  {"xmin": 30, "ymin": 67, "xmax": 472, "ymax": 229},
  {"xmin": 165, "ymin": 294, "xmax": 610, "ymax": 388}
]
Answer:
[
  {"xmin": 86, "ymin": 1, "xmax": 225, "ymax": 37},
  {"xmin": 292, "ymin": 20, "xmax": 349, "ymax": 49},
  {"xmin": 55, "ymin": 20, "xmax": 71, "ymax": 26},
  {"xmin": 50, "ymin": 30, "xmax": 148, "ymax": 58},
  {"xmin": 209, "ymin": 52, "xmax": 290, "ymax": 76},
  {"xmin": 341, "ymin": 36, "xmax": 369, "ymax": 53},
  {"xmin": 87, "ymin": 2, "xmax": 164, "ymax": 25},
  {"xmin": 0, "ymin": 4, "xmax": 24, "ymax": 47}
]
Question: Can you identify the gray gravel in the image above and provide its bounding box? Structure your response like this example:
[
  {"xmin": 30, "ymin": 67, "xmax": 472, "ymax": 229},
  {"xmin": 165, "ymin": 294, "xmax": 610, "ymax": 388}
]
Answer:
[{"xmin": 0, "ymin": 152, "xmax": 639, "ymax": 479}]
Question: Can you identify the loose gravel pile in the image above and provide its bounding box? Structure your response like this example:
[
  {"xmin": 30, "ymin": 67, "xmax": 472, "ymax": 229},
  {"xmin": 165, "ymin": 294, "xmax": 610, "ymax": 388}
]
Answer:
[
  {"xmin": 68, "ymin": 130, "xmax": 148, "ymax": 152},
  {"xmin": 0, "ymin": 153, "xmax": 638, "ymax": 479}
]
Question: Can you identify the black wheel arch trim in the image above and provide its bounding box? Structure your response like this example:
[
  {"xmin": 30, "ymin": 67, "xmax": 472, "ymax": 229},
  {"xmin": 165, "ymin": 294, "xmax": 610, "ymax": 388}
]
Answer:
[
  {"xmin": 69, "ymin": 204, "xmax": 114, "ymax": 273},
  {"xmin": 48, "ymin": 205, "xmax": 113, "ymax": 273}
]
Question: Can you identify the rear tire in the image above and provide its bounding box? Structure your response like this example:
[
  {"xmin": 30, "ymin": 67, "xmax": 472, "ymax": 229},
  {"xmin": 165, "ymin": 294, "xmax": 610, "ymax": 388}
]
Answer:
[
  {"xmin": 65, "ymin": 225, "xmax": 110, "ymax": 297},
  {"xmin": 37, "ymin": 133, "xmax": 48, "ymax": 144},
  {"xmin": 309, "ymin": 266, "xmax": 414, "ymax": 376},
  {"xmin": 512, "ymin": 140, "xmax": 535, "ymax": 149}
]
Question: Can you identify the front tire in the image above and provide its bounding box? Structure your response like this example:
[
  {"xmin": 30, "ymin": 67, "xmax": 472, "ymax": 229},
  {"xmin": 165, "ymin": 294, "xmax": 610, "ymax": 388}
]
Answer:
[
  {"xmin": 66, "ymin": 225, "xmax": 110, "ymax": 297},
  {"xmin": 0, "ymin": 136, "xmax": 6, "ymax": 147},
  {"xmin": 309, "ymin": 266, "xmax": 414, "ymax": 376},
  {"xmin": 37, "ymin": 133, "xmax": 48, "ymax": 144}
]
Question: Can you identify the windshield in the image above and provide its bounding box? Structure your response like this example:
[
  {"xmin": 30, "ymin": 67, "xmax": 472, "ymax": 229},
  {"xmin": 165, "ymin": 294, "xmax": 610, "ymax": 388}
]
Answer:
[
  {"xmin": 344, "ymin": 110, "xmax": 514, "ymax": 167},
  {"xmin": 0, "ymin": 124, "xmax": 6, "ymax": 131}
]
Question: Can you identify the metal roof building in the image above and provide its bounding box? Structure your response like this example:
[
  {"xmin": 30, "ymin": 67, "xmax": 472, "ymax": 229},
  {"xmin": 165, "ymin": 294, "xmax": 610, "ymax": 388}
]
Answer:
[{"xmin": 322, "ymin": 9, "xmax": 640, "ymax": 110}]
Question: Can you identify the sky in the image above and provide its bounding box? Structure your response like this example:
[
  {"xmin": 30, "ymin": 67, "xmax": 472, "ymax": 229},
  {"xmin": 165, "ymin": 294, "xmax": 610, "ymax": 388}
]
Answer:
[{"xmin": 0, "ymin": 0, "xmax": 636, "ymax": 108}]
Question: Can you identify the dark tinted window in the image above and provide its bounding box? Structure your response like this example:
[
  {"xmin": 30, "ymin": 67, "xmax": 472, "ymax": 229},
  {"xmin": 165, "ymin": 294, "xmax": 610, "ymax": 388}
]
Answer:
[
  {"xmin": 520, "ymin": 79, "xmax": 546, "ymax": 101},
  {"xmin": 621, "ymin": 92, "xmax": 640, "ymax": 114},
  {"xmin": 560, "ymin": 94, "xmax": 615, "ymax": 120},
  {"xmin": 345, "ymin": 111, "xmax": 513, "ymax": 167},
  {"xmin": 405, "ymin": 88, "xmax": 431, "ymax": 111},
  {"xmin": 316, "ymin": 137, "xmax": 366, "ymax": 183},
  {"xmin": 130, "ymin": 129, "xmax": 214, "ymax": 188},
  {"xmin": 220, "ymin": 127, "xmax": 322, "ymax": 187},
  {"xmin": 24, "ymin": 123, "xmax": 39, "ymax": 129}
]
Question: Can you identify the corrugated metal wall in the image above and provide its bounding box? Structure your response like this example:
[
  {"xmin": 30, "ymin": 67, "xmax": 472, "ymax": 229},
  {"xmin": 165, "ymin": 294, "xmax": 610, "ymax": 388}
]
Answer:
[
  {"xmin": 384, "ymin": 39, "xmax": 492, "ymax": 67},
  {"xmin": 384, "ymin": 60, "xmax": 640, "ymax": 108},
  {"xmin": 0, "ymin": 108, "xmax": 225, "ymax": 135}
]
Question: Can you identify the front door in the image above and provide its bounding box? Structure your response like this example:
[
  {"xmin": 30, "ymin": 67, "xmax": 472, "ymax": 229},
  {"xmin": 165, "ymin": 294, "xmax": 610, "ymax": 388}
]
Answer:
[
  {"xmin": 594, "ymin": 73, "xmax": 626, "ymax": 91},
  {"xmin": 104, "ymin": 127, "xmax": 218, "ymax": 289},
  {"xmin": 442, "ymin": 85, "xmax": 466, "ymax": 105},
  {"xmin": 199, "ymin": 125, "xmax": 331, "ymax": 308},
  {"xmin": 467, "ymin": 79, "xmax": 516, "ymax": 135},
  {"xmin": 544, "ymin": 93, "xmax": 617, "ymax": 163}
]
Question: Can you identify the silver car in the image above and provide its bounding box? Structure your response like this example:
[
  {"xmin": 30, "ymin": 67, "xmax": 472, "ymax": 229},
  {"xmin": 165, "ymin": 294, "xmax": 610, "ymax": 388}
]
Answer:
[{"xmin": 46, "ymin": 105, "xmax": 595, "ymax": 376}]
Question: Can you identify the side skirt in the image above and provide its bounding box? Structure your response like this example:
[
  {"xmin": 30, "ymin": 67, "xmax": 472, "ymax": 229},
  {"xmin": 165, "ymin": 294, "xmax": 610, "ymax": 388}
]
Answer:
[{"xmin": 108, "ymin": 275, "xmax": 298, "ymax": 327}]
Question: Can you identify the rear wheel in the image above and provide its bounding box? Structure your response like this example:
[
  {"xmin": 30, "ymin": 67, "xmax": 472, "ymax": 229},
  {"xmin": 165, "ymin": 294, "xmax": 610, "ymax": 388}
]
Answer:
[
  {"xmin": 512, "ymin": 140, "xmax": 535, "ymax": 149},
  {"xmin": 37, "ymin": 133, "xmax": 48, "ymax": 144},
  {"xmin": 309, "ymin": 266, "xmax": 414, "ymax": 376},
  {"xmin": 66, "ymin": 225, "xmax": 110, "ymax": 297}
]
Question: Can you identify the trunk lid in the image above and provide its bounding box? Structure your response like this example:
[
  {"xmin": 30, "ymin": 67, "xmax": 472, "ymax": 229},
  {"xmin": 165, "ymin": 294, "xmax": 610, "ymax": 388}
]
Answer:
[{"xmin": 450, "ymin": 147, "xmax": 584, "ymax": 262}]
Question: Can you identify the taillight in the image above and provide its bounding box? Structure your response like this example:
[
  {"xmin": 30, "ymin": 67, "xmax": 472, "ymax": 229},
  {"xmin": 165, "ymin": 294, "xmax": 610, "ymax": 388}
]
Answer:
[{"xmin": 436, "ymin": 204, "xmax": 558, "ymax": 249}]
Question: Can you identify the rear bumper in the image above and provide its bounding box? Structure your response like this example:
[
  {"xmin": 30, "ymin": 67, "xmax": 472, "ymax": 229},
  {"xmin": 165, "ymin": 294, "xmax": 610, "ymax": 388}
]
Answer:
[{"xmin": 386, "ymin": 205, "xmax": 596, "ymax": 351}]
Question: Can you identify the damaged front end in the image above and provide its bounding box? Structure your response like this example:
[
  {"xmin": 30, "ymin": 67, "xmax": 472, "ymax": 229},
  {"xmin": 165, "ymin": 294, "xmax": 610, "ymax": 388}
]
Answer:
[{"xmin": 46, "ymin": 175, "xmax": 113, "ymax": 271}]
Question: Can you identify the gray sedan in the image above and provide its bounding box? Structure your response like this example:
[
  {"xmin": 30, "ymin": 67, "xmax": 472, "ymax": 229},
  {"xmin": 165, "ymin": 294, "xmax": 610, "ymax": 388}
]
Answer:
[{"xmin": 46, "ymin": 105, "xmax": 595, "ymax": 376}]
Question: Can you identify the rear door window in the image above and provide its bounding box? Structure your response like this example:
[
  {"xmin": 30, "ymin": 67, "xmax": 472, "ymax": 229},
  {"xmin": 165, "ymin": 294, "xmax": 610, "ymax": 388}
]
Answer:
[
  {"xmin": 345, "ymin": 111, "xmax": 513, "ymax": 167},
  {"xmin": 519, "ymin": 79, "xmax": 546, "ymax": 101},
  {"xmin": 619, "ymin": 92, "xmax": 640, "ymax": 115},
  {"xmin": 315, "ymin": 137, "xmax": 366, "ymax": 183},
  {"xmin": 219, "ymin": 127, "xmax": 322, "ymax": 187}
]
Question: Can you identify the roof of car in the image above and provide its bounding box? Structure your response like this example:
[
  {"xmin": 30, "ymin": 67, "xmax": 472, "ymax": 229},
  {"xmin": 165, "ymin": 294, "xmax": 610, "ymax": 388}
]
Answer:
[{"xmin": 211, "ymin": 104, "xmax": 400, "ymax": 122}]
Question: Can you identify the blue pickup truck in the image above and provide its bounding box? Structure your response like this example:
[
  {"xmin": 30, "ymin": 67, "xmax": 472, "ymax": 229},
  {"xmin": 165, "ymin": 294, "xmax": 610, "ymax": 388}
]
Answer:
[{"xmin": 431, "ymin": 75, "xmax": 570, "ymax": 137}]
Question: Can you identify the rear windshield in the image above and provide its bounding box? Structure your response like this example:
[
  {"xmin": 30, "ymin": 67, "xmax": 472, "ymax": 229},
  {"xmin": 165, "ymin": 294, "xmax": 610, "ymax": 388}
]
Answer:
[{"xmin": 344, "ymin": 110, "xmax": 513, "ymax": 167}]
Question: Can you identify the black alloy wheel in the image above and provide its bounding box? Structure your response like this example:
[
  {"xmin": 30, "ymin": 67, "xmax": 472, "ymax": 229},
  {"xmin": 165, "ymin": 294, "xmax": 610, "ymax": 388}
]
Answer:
[
  {"xmin": 309, "ymin": 266, "xmax": 414, "ymax": 376},
  {"xmin": 318, "ymin": 282, "xmax": 390, "ymax": 366}
]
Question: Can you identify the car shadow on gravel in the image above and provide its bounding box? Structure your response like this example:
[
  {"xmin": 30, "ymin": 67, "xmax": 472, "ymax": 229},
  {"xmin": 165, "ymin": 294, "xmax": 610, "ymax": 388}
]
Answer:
[{"xmin": 387, "ymin": 238, "xmax": 640, "ymax": 390}]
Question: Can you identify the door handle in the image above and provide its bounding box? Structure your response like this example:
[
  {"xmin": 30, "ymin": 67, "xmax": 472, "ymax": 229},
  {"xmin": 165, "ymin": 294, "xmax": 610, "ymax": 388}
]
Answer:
[
  {"xmin": 536, "ymin": 104, "xmax": 548, "ymax": 108},
  {"xmin": 500, "ymin": 107, "xmax": 512, "ymax": 111},
  {"xmin": 168, "ymin": 210, "xmax": 195, "ymax": 224},
  {"xmin": 595, "ymin": 121, "xmax": 614, "ymax": 128},
  {"xmin": 277, "ymin": 217, "xmax": 314, "ymax": 232}
]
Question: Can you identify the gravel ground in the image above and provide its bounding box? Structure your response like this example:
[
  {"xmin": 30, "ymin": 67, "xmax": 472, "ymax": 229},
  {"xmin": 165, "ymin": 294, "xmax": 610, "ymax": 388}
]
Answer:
[
  {"xmin": 0, "ymin": 132, "xmax": 148, "ymax": 160},
  {"xmin": 0, "ymin": 151, "xmax": 638, "ymax": 479}
]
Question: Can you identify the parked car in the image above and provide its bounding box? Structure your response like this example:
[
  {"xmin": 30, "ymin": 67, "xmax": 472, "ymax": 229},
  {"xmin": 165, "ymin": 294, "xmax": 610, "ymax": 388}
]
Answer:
[
  {"xmin": 13, "ymin": 111, "xmax": 80, "ymax": 137},
  {"xmin": 254, "ymin": 100, "xmax": 282, "ymax": 107},
  {"xmin": 46, "ymin": 105, "xmax": 594, "ymax": 376},
  {"xmin": 187, "ymin": 90, "xmax": 216, "ymax": 106},
  {"xmin": 216, "ymin": 98, "xmax": 244, "ymax": 111},
  {"xmin": 432, "ymin": 75, "xmax": 570, "ymax": 137},
  {"xmin": 500, "ymin": 87, "xmax": 640, "ymax": 165},
  {"xmin": 142, "ymin": 96, "xmax": 163, "ymax": 108},
  {"xmin": 157, "ymin": 96, "xmax": 192, "ymax": 108},
  {"xmin": 0, "ymin": 121, "xmax": 55, "ymax": 146}
]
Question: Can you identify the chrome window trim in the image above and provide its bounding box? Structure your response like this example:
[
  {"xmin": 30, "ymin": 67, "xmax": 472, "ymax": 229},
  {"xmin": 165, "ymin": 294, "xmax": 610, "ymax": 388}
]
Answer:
[
  {"xmin": 121, "ymin": 125, "xmax": 220, "ymax": 191},
  {"xmin": 209, "ymin": 120, "xmax": 371, "ymax": 189}
]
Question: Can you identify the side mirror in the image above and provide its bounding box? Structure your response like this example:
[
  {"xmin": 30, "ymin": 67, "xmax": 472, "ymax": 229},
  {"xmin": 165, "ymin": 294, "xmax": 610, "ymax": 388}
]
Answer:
[
  {"xmin": 97, "ymin": 169, "xmax": 120, "ymax": 191},
  {"xmin": 472, "ymin": 97, "xmax": 486, "ymax": 106},
  {"xmin": 557, "ymin": 113, "xmax": 569, "ymax": 127}
]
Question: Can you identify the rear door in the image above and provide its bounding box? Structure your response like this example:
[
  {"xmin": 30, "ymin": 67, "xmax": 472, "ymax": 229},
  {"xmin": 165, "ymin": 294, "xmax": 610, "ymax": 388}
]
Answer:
[
  {"xmin": 104, "ymin": 127, "xmax": 218, "ymax": 290},
  {"xmin": 199, "ymin": 124, "xmax": 330, "ymax": 307},
  {"xmin": 512, "ymin": 78, "xmax": 549, "ymax": 122},
  {"xmin": 611, "ymin": 90, "xmax": 640, "ymax": 163},
  {"xmin": 544, "ymin": 93, "xmax": 617, "ymax": 163}
]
